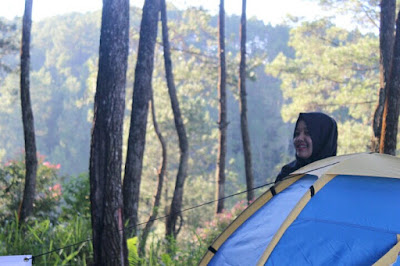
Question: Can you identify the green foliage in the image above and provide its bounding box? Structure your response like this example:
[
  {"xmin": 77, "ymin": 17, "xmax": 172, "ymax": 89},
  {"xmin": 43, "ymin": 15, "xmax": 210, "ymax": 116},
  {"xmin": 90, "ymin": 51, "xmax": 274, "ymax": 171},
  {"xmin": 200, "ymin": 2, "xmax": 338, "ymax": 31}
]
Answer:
[
  {"xmin": 268, "ymin": 18, "xmax": 379, "ymax": 154},
  {"xmin": 0, "ymin": 4, "xmax": 300, "ymax": 264},
  {"xmin": 127, "ymin": 6, "xmax": 291, "ymax": 243},
  {"xmin": 161, "ymin": 253, "xmax": 173, "ymax": 265},
  {"xmin": 0, "ymin": 5, "xmax": 291, "ymax": 212},
  {"xmin": 61, "ymin": 173, "xmax": 90, "ymax": 220},
  {"xmin": 0, "ymin": 214, "xmax": 92, "ymax": 265},
  {"xmin": 0, "ymin": 155, "xmax": 93, "ymax": 264},
  {"xmin": 318, "ymin": 0, "xmax": 380, "ymax": 31},
  {"xmin": 127, "ymin": 237, "xmax": 143, "ymax": 265},
  {"xmin": 0, "ymin": 153, "xmax": 63, "ymax": 223},
  {"xmin": 195, "ymin": 200, "xmax": 248, "ymax": 245},
  {"xmin": 132, "ymin": 231, "xmax": 206, "ymax": 265},
  {"xmin": 0, "ymin": 17, "xmax": 19, "ymax": 77},
  {"xmin": 133, "ymin": 201, "xmax": 248, "ymax": 265}
]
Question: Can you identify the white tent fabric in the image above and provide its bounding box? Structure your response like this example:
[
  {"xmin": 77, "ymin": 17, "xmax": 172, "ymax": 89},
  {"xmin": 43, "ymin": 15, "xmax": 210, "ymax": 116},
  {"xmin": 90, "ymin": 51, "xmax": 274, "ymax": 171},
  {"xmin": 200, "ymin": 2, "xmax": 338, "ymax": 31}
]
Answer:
[{"xmin": 0, "ymin": 255, "xmax": 32, "ymax": 265}]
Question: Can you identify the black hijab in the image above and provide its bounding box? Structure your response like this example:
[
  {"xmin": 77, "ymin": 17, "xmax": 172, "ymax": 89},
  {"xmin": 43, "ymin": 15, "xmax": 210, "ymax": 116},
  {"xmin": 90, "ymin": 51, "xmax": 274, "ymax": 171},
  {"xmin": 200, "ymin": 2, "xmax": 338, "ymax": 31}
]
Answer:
[{"xmin": 275, "ymin": 112, "xmax": 338, "ymax": 183}]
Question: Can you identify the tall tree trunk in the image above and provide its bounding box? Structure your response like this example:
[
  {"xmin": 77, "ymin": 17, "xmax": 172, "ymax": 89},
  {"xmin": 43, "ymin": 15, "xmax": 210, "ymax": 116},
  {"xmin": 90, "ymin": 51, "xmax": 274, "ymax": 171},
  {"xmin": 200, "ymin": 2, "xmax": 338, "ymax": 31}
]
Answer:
[
  {"xmin": 161, "ymin": 0, "xmax": 189, "ymax": 240},
  {"xmin": 18, "ymin": 0, "xmax": 38, "ymax": 223},
  {"xmin": 89, "ymin": 0, "xmax": 129, "ymax": 264},
  {"xmin": 380, "ymin": 10, "xmax": 400, "ymax": 155},
  {"xmin": 239, "ymin": 0, "xmax": 254, "ymax": 203},
  {"xmin": 139, "ymin": 91, "xmax": 167, "ymax": 256},
  {"xmin": 216, "ymin": 0, "xmax": 227, "ymax": 214},
  {"xmin": 123, "ymin": 0, "xmax": 160, "ymax": 236},
  {"xmin": 372, "ymin": 0, "xmax": 396, "ymax": 152}
]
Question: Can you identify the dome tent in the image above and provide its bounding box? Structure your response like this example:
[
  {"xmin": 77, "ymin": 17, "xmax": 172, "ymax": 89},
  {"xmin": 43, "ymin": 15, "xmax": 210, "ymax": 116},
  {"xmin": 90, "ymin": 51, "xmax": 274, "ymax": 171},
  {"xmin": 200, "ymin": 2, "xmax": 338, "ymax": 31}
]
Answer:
[{"xmin": 200, "ymin": 153, "xmax": 400, "ymax": 265}]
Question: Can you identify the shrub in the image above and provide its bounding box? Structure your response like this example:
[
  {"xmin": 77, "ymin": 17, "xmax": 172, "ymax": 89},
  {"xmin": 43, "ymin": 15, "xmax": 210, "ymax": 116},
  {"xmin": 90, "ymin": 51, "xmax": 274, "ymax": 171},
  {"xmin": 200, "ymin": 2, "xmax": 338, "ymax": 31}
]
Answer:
[
  {"xmin": 195, "ymin": 200, "xmax": 248, "ymax": 245},
  {"xmin": 0, "ymin": 214, "xmax": 93, "ymax": 265},
  {"xmin": 61, "ymin": 173, "xmax": 90, "ymax": 220},
  {"xmin": 0, "ymin": 154, "xmax": 63, "ymax": 224}
]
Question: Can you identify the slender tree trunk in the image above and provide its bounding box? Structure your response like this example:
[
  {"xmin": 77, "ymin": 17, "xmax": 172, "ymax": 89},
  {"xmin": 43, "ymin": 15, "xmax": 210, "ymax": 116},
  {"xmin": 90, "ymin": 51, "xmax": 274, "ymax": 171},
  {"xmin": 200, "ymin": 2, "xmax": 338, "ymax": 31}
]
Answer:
[
  {"xmin": 123, "ymin": 0, "xmax": 160, "ymax": 236},
  {"xmin": 216, "ymin": 0, "xmax": 227, "ymax": 214},
  {"xmin": 18, "ymin": 0, "xmax": 38, "ymax": 223},
  {"xmin": 372, "ymin": 0, "xmax": 396, "ymax": 152},
  {"xmin": 139, "ymin": 91, "xmax": 167, "ymax": 256},
  {"xmin": 380, "ymin": 10, "xmax": 400, "ymax": 155},
  {"xmin": 161, "ymin": 0, "xmax": 189, "ymax": 240},
  {"xmin": 239, "ymin": 0, "xmax": 254, "ymax": 203},
  {"xmin": 89, "ymin": 0, "xmax": 129, "ymax": 264}
]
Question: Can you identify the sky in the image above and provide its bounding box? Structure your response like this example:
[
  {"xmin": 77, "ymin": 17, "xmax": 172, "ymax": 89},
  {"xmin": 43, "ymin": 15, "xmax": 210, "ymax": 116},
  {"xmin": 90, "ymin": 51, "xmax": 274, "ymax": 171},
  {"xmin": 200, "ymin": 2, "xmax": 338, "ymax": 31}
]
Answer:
[{"xmin": 0, "ymin": 0, "xmax": 326, "ymax": 26}]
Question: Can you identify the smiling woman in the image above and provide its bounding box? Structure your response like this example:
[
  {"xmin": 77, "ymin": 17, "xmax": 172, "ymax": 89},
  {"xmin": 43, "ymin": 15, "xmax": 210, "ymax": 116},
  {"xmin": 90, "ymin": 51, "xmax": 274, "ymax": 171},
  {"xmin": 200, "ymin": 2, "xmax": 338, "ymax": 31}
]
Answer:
[
  {"xmin": 294, "ymin": 120, "xmax": 313, "ymax": 159},
  {"xmin": 275, "ymin": 112, "xmax": 338, "ymax": 183}
]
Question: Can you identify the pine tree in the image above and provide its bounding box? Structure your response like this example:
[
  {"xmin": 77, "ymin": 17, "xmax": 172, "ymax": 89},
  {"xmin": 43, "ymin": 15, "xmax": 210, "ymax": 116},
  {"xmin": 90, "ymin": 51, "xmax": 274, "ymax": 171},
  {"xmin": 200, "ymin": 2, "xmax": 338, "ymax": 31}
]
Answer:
[{"xmin": 89, "ymin": 0, "xmax": 129, "ymax": 263}]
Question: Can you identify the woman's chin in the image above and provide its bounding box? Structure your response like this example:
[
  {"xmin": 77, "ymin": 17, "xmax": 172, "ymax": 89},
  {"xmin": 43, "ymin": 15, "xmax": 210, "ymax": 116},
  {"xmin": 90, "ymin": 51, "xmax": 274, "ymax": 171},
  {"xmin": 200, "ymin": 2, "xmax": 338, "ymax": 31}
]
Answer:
[{"xmin": 296, "ymin": 152, "xmax": 312, "ymax": 160}]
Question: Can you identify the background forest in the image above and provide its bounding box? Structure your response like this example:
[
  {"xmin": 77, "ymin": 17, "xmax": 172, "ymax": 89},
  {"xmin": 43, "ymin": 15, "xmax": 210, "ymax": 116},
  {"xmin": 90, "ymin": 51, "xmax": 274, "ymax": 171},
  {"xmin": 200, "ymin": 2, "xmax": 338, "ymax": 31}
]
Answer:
[{"xmin": 0, "ymin": 0, "xmax": 397, "ymax": 264}]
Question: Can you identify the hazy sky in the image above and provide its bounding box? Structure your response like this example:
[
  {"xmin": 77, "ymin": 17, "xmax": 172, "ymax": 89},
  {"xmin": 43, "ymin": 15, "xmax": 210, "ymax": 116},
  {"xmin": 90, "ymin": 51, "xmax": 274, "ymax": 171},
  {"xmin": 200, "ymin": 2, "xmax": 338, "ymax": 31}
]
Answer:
[{"xmin": 1, "ymin": 0, "xmax": 324, "ymax": 25}]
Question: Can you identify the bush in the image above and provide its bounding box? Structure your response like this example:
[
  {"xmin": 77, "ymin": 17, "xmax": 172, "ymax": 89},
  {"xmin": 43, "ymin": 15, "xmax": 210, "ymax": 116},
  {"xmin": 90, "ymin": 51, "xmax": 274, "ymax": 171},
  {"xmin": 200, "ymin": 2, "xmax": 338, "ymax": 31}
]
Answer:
[
  {"xmin": 0, "ymin": 154, "xmax": 249, "ymax": 265},
  {"xmin": 0, "ymin": 214, "xmax": 93, "ymax": 265},
  {"xmin": 61, "ymin": 173, "xmax": 90, "ymax": 220},
  {"xmin": 0, "ymin": 154, "xmax": 63, "ymax": 224},
  {"xmin": 195, "ymin": 200, "xmax": 248, "ymax": 245},
  {"xmin": 133, "ymin": 200, "xmax": 249, "ymax": 265},
  {"xmin": 0, "ymin": 154, "xmax": 93, "ymax": 264}
]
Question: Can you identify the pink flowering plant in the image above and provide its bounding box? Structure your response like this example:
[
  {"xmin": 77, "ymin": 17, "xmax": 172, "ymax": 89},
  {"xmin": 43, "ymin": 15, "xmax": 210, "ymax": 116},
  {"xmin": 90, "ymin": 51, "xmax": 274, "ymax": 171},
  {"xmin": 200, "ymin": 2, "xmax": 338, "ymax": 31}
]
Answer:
[
  {"xmin": 0, "ymin": 153, "xmax": 63, "ymax": 224},
  {"xmin": 195, "ymin": 200, "xmax": 249, "ymax": 245}
]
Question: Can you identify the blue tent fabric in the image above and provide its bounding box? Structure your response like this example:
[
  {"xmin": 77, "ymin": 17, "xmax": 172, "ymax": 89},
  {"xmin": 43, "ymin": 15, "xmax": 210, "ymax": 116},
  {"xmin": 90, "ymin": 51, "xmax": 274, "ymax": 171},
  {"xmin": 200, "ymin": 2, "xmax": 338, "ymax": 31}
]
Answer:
[
  {"xmin": 267, "ymin": 219, "xmax": 397, "ymax": 265},
  {"xmin": 209, "ymin": 175, "xmax": 317, "ymax": 265},
  {"xmin": 266, "ymin": 175, "xmax": 400, "ymax": 265}
]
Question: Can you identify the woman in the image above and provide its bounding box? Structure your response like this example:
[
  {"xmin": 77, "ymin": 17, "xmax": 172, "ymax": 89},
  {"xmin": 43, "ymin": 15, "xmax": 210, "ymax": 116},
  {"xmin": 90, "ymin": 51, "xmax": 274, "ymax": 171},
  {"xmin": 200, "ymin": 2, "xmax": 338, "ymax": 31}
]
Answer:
[{"xmin": 275, "ymin": 112, "xmax": 338, "ymax": 183}]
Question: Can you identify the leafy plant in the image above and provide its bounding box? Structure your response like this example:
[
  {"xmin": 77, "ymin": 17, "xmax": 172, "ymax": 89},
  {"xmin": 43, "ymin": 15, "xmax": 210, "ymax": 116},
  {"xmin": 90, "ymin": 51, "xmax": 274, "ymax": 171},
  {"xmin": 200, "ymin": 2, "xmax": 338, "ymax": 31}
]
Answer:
[
  {"xmin": 61, "ymin": 173, "xmax": 90, "ymax": 220},
  {"xmin": 127, "ymin": 236, "xmax": 144, "ymax": 265},
  {"xmin": 0, "ymin": 155, "xmax": 93, "ymax": 264},
  {"xmin": 0, "ymin": 214, "xmax": 93, "ymax": 265},
  {"xmin": 0, "ymin": 153, "xmax": 63, "ymax": 224}
]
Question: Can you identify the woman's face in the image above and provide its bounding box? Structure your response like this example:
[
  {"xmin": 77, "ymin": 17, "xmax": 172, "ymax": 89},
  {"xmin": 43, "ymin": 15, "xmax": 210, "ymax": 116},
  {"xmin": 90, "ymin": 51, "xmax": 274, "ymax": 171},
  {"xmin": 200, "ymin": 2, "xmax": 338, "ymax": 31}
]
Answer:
[{"xmin": 294, "ymin": 120, "xmax": 313, "ymax": 159}]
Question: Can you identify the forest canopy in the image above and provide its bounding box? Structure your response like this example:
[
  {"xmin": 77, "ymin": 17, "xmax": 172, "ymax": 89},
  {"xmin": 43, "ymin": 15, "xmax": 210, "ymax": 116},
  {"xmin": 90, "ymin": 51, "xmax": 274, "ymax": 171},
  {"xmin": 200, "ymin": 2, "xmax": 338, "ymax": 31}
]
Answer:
[
  {"xmin": 0, "ymin": 2, "xmax": 387, "ymax": 212},
  {"xmin": 0, "ymin": 6, "xmax": 294, "ymax": 183}
]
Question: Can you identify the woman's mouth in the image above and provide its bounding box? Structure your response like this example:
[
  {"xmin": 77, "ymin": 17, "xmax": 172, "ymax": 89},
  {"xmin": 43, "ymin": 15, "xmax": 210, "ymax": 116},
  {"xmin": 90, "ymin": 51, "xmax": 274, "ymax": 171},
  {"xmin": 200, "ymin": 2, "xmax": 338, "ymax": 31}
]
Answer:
[{"xmin": 296, "ymin": 144, "xmax": 308, "ymax": 150}]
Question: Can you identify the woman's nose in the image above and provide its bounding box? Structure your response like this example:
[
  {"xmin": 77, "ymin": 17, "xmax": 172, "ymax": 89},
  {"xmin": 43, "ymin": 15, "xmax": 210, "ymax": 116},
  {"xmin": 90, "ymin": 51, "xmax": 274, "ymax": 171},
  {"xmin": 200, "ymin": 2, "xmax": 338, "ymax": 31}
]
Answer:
[{"xmin": 296, "ymin": 132, "xmax": 305, "ymax": 140}]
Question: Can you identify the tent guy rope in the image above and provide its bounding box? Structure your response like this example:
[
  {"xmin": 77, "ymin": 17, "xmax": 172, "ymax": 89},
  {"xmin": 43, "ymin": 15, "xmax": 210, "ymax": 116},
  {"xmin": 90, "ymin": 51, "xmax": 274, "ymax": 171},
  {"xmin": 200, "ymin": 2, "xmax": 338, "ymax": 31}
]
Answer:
[{"xmin": 28, "ymin": 161, "xmax": 340, "ymax": 261}]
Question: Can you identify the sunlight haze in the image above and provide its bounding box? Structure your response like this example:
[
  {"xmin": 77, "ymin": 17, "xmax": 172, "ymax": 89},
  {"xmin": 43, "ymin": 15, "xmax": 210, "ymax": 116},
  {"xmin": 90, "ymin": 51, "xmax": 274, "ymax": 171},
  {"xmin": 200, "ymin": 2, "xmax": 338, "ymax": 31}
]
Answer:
[{"xmin": 1, "ymin": 0, "xmax": 323, "ymax": 26}]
